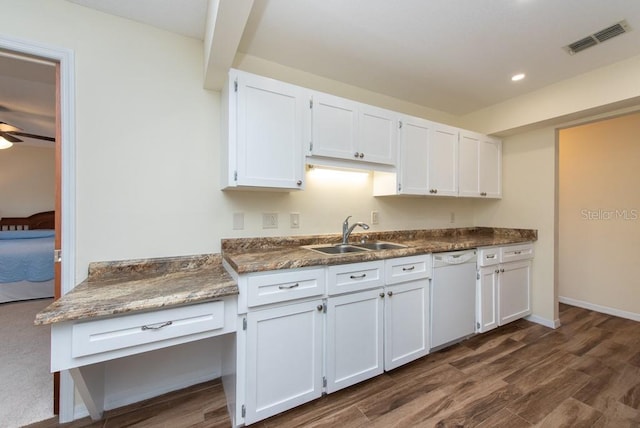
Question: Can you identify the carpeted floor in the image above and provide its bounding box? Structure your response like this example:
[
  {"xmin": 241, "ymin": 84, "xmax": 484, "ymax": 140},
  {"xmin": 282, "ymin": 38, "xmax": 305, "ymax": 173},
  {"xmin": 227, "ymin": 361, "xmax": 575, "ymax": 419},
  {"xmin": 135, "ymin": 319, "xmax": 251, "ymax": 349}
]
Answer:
[{"xmin": 0, "ymin": 298, "xmax": 54, "ymax": 428}]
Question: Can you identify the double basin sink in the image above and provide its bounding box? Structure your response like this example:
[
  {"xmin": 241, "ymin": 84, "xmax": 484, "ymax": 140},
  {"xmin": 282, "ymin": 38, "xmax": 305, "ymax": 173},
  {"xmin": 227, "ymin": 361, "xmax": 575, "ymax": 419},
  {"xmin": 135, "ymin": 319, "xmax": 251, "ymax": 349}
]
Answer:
[{"xmin": 305, "ymin": 241, "xmax": 407, "ymax": 255}]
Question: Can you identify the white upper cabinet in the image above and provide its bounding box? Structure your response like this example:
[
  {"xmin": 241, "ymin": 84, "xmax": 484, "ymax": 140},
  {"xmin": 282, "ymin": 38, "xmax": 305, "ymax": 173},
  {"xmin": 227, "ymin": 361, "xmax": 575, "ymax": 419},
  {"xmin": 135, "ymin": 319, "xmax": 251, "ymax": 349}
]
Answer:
[
  {"xmin": 459, "ymin": 131, "xmax": 502, "ymax": 198},
  {"xmin": 374, "ymin": 116, "xmax": 458, "ymax": 196},
  {"xmin": 309, "ymin": 92, "xmax": 358, "ymax": 161},
  {"xmin": 358, "ymin": 104, "xmax": 398, "ymax": 165},
  {"xmin": 221, "ymin": 69, "xmax": 305, "ymax": 191},
  {"xmin": 428, "ymin": 124, "xmax": 459, "ymax": 196},
  {"xmin": 309, "ymin": 91, "xmax": 397, "ymax": 167}
]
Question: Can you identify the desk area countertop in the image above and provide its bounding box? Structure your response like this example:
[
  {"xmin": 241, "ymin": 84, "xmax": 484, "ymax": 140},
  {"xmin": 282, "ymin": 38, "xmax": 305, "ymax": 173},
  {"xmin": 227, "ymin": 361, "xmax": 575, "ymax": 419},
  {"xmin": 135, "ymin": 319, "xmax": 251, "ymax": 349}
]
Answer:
[{"xmin": 34, "ymin": 254, "xmax": 238, "ymax": 325}]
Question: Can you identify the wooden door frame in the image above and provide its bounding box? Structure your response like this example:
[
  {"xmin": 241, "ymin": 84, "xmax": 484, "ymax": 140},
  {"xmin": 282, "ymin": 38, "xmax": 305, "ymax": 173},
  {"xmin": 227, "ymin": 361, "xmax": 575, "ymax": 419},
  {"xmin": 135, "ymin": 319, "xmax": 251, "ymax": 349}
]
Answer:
[{"xmin": 0, "ymin": 35, "xmax": 77, "ymax": 423}]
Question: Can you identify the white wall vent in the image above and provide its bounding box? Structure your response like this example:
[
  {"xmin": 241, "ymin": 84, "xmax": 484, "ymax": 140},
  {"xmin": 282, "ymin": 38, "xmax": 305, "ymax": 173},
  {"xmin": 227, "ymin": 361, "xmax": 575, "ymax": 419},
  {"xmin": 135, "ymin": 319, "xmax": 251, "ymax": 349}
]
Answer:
[{"xmin": 563, "ymin": 20, "xmax": 631, "ymax": 55}]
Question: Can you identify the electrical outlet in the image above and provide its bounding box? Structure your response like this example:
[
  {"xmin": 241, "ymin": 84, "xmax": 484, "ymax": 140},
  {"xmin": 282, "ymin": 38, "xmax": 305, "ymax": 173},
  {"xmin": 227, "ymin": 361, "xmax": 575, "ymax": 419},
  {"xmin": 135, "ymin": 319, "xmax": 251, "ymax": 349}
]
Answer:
[
  {"xmin": 371, "ymin": 210, "xmax": 380, "ymax": 225},
  {"xmin": 262, "ymin": 212, "xmax": 278, "ymax": 229},
  {"xmin": 233, "ymin": 212, "xmax": 244, "ymax": 230},
  {"xmin": 290, "ymin": 212, "xmax": 300, "ymax": 229}
]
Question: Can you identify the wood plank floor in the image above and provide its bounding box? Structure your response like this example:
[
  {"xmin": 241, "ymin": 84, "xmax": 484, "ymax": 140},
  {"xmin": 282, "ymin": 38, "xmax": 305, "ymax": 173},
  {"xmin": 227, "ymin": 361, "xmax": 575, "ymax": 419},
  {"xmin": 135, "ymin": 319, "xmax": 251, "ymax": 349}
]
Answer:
[{"xmin": 28, "ymin": 303, "xmax": 640, "ymax": 428}]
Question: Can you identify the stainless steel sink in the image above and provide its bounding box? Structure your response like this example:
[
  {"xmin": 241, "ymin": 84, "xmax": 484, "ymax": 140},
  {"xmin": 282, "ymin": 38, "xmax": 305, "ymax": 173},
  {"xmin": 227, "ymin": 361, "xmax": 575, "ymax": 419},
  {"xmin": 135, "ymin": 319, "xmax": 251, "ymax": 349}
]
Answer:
[
  {"xmin": 305, "ymin": 241, "xmax": 407, "ymax": 255},
  {"xmin": 306, "ymin": 244, "xmax": 370, "ymax": 255},
  {"xmin": 354, "ymin": 242, "xmax": 407, "ymax": 250}
]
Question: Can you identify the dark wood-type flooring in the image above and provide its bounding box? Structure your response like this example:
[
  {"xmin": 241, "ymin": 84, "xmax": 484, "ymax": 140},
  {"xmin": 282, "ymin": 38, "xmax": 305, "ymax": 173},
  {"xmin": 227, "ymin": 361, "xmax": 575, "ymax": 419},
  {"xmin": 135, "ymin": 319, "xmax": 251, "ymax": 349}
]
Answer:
[{"xmin": 29, "ymin": 303, "xmax": 640, "ymax": 427}]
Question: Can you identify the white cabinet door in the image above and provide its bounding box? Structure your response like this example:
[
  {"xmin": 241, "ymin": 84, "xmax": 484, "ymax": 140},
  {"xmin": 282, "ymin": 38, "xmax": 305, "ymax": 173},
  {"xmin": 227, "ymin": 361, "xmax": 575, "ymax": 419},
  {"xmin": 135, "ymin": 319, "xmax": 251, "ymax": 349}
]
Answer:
[
  {"xmin": 458, "ymin": 131, "xmax": 480, "ymax": 197},
  {"xmin": 244, "ymin": 300, "xmax": 324, "ymax": 424},
  {"xmin": 384, "ymin": 279, "xmax": 429, "ymax": 370},
  {"xmin": 326, "ymin": 288, "xmax": 384, "ymax": 393},
  {"xmin": 398, "ymin": 116, "xmax": 431, "ymax": 195},
  {"xmin": 236, "ymin": 72, "xmax": 304, "ymax": 189},
  {"xmin": 477, "ymin": 266, "xmax": 499, "ymax": 333},
  {"xmin": 226, "ymin": 70, "xmax": 305, "ymax": 190},
  {"xmin": 310, "ymin": 92, "xmax": 358, "ymax": 161},
  {"xmin": 358, "ymin": 104, "xmax": 398, "ymax": 165},
  {"xmin": 459, "ymin": 131, "xmax": 502, "ymax": 198},
  {"xmin": 428, "ymin": 124, "xmax": 459, "ymax": 196},
  {"xmin": 478, "ymin": 137, "xmax": 502, "ymax": 198},
  {"xmin": 499, "ymin": 260, "xmax": 532, "ymax": 325}
]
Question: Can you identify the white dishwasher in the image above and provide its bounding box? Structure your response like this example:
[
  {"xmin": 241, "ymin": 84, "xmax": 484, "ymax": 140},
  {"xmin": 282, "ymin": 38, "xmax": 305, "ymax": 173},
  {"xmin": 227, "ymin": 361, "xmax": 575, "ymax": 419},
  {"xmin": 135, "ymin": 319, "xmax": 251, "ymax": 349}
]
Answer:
[{"xmin": 430, "ymin": 249, "xmax": 477, "ymax": 350}]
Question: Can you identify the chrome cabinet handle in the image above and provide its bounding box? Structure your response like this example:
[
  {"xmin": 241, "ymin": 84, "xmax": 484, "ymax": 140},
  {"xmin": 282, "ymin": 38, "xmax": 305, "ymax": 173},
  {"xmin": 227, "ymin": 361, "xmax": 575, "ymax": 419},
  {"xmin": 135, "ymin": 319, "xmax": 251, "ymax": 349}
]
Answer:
[
  {"xmin": 480, "ymin": 192, "xmax": 487, "ymax": 196},
  {"xmin": 278, "ymin": 283, "xmax": 300, "ymax": 290},
  {"xmin": 500, "ymin": 269, "xmax": 505, "ymax": 273},
  {"xmin": 141, "ymin": 321, "xmax": 172, "ymax": 331},
  {"xmin": 514, "ymin": 251, "xmax": 522, "ymax": 255},
  {"xmin": 350, "ymin": 273, "xmax": 367, "ymax": 279},
  {"xmin": 317, "ymin": 304, "xmax": 323, "ymax": 312},
  {"xmin": 359, "ymin": 153, "xmax": 364, "ymax": 158},
  {"xmin": 487, "ymin": 254, "xmax": 496, "ymax": 259},
  {"xmin": 495, "ymin": 269, "xmax": 500, "ymax": 274},
  {"xmin": 402, "ymin": 266, "xmax": 415, "ymax": 271},
  {"xmin": 354, "ymin": 152, "xmax": 360, "ymax": 158},
  {"xmin": 296, "ymin": 180, "xmax": 302, "ymax": 186},
  {"xmin": 379, "ymin": 292, "xmax": 385, "ymax": 298},
  {"xmin": 387, "ymin": 291, "xmax": 393, "ymax": 297}
]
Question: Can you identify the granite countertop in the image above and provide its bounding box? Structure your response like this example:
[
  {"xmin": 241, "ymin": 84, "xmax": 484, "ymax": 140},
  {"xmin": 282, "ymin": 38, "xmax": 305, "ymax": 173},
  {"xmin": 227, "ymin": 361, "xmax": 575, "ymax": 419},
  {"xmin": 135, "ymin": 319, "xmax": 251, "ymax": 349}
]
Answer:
[
  {"xmin": 35, "ymin": 254, "xmax": 238, "ymax": 325},
  {"xmin": 222, "ymin": 227, "xmax": 537, "ymax": 274}
]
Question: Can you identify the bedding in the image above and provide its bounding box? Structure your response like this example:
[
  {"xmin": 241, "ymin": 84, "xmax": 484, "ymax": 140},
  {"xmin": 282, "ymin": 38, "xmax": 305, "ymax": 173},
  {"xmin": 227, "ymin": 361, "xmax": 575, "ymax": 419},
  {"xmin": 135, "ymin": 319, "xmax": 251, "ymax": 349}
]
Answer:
[{"xmin": 0, "ymin": 229, "xmax": 54, "ymax": 303}]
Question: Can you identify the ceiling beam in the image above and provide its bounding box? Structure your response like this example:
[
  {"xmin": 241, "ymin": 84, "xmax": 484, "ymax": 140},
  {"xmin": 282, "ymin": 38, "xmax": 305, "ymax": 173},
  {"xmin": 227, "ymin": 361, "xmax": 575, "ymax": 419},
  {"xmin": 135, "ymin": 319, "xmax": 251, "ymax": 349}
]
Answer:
[{"xmin": 203, "ymin": 0, "xmax": 254, "ymax": 90}]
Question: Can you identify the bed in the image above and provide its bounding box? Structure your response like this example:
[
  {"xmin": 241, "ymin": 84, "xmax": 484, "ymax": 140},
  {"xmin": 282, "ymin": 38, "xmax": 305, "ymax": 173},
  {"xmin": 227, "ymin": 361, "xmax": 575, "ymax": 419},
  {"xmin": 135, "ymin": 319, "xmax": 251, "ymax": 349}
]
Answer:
[{"xmin": 0, "ymin": 211, "xmax": 55, "ymax": 303}]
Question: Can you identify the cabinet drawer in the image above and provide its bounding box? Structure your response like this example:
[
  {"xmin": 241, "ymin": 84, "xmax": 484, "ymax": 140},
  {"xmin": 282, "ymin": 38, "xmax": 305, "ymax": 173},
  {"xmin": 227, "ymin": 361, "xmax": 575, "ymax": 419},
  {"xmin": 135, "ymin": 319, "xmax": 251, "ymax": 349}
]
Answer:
[
  {"xmin": 247, "ymin": 268, "xmax": 325, "ymax": 307},
  {"xmin": 71, "ymin": 301, "xmax": 225, "ymax": 358},
  {"xmin": 328, "ymin": 261, "xmax": 384, "ymax": 295},
  {"xmin": 500, "ymin": 243, "xmax": 534, "ymax": 263},
  {"xmin": 478, "ymin": 247, "xmax": 500, "ymax": 267},
  {"xmin": 385, "ymin": 255, "xmax": 431, "ymax": 284}
]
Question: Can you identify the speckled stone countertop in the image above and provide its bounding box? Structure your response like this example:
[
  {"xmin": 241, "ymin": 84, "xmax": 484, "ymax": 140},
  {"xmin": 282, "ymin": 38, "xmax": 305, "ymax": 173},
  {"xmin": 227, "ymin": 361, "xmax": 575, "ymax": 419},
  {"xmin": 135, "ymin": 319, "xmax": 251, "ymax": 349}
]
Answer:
[
  {"xmin": 222, "ymin": 227, "xmax": 537, "ymax": 274},
  {"xmin": 35, "ymin": 254, "xmax": 238, "ymax": 325}
]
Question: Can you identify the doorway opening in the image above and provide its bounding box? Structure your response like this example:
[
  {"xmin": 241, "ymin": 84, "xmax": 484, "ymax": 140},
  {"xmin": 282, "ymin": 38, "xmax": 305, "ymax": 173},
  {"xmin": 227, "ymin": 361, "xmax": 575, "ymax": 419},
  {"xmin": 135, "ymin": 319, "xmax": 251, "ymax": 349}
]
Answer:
[{"xmin": 0, "ymin": 36, "xmax": 76, "ymax": 424}]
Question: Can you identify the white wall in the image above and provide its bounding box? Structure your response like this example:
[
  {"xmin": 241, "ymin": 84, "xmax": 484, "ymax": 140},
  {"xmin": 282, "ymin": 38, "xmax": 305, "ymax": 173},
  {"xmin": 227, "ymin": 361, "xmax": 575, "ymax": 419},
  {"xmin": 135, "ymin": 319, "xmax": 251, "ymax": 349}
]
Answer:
[
  {"xmin": 559, "ymin": 112, "xmax": 640, "ymax": 318},
  {"xmin": 0, "ymin": 145, "xmax": 55, "ymax": 217}
]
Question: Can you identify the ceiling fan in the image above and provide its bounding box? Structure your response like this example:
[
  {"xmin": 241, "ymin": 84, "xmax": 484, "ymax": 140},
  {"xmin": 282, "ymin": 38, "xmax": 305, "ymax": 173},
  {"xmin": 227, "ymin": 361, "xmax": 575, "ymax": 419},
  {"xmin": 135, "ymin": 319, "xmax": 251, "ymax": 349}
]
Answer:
[{"xmin": 0, "ymin": 121, "xmax": 55, "ymax": 143}]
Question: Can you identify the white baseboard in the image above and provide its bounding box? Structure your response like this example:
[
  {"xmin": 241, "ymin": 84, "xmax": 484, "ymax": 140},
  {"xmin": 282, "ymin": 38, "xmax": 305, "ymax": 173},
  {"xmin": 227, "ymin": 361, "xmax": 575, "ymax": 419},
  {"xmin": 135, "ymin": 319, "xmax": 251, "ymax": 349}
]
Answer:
[
  {"xmin": 559, "ymin": 296, "xmax": 640, "ymax": 322},
  {"xmin": 525, "ymin": 314, "xmax": 561, "ymax": 329}
]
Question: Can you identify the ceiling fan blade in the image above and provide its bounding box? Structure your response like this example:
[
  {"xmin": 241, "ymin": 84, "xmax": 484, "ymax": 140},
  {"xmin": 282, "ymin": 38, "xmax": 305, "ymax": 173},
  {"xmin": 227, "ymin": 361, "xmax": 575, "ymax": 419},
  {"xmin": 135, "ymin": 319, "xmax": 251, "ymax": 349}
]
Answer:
[
  {"xmin": 0, "ymin": 121, "xmax": 22, "ymax": 132},
  {"xmin": 0, "ymin": 130, "xmax": 22, "ymax": 143},
  {"xmin": 9, "ymin": 131, "xmax": 54, "ymax": 142}
]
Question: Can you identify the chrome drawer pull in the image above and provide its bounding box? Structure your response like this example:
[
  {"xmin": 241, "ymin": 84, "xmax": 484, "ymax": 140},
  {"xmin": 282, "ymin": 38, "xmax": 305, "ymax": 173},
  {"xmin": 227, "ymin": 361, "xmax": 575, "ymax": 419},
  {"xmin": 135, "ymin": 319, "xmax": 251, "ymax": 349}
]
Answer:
[
  {"xmin": 141, "ymin": 321, "xmax": 173, "ymax": 331},
  {"xmin": 402, "ymin": 266, "xmax": 415, "ymax": 272},
  {"xmin": 350, "ymin": 273, "xmax": 367, "ymax": 279},
  {"xmin": 278, "ymin": 283, "xmax": 300, "ymax": 290},
  {"xmin": 486, "ymin": 254, "xmax": 496, "ymax": 259},
  {"xmin": 514, "ymin": 251, "xmax": 522, "ymax": 255}
]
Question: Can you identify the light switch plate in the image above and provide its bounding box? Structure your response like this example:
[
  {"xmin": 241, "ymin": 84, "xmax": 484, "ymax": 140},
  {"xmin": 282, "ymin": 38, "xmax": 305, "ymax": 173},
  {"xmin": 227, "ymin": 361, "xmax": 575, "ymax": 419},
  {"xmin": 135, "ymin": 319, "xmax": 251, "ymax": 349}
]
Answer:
[
  {"xmin": 290, "ymin": 212, "xmax": 300, "ymax": 229},
  {"xmin": 262, "ymin": 212, "xmax": 278, "ymax": 229},
  {"xmin": 371, "ymin": 211, "xmax": 380, "ymax": 225}
]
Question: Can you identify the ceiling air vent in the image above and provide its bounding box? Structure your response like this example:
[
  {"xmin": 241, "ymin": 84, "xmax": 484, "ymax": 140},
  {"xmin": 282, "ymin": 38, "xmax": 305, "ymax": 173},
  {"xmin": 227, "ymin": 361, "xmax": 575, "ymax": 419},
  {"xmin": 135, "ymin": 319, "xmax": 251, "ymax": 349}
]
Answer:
[{"xmin": 563, "ymin": 20, "xmax": 631, "ymax": 55}]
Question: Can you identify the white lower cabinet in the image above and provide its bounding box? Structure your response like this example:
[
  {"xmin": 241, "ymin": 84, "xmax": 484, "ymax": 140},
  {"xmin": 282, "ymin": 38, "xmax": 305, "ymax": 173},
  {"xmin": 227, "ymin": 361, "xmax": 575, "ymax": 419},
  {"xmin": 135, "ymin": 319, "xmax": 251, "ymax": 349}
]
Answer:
[
  {"xmin": 476, "ymin": 244, "xmax": 533, "ymax": 333},
  {"xmin": 384, "ymin": 278, "xmax": 429, "ymax": 370},
  {"xmin": 325, "ymin": 288, "xmax": 384, "ymax": 393},
  {"xmin": 244, "ymin": 299, "xmax": 324, "ymax": 425},
  {"xmin": 234, "ymin": 255, "xmax": 431, "ymax": 425}
]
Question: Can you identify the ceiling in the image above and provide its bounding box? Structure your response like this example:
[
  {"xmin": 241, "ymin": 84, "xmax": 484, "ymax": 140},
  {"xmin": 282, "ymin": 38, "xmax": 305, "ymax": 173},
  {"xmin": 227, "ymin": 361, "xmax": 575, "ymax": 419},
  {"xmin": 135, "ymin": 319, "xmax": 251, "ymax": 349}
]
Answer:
[
  {"xmin": 68, "ymin": 0, "xmax": 640, "ymax": 115},
  {"xmin": 0, "ymin": 52, "xmax": 56, "ymax": 148},
  {"xmin": 3, "ymin": 0, "xmax": 640, "ymax": 147}
]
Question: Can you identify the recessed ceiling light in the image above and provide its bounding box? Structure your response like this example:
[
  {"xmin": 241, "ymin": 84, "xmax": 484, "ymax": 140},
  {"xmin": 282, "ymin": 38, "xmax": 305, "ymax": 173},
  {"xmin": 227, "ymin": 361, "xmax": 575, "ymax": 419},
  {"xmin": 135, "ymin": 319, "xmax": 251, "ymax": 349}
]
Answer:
[{"xmin": 511, "ymin": 73, "xmax": 526, "ymax": 82}]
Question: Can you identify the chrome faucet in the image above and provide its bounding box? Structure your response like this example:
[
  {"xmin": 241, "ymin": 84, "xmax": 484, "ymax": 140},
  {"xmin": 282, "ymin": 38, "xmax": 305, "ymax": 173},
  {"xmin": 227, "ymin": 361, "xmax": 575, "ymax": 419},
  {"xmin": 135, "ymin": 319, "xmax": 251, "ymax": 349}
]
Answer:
[{"xmin": 342, "ymin": 215, "xmax": 370, "ymax": 245}]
